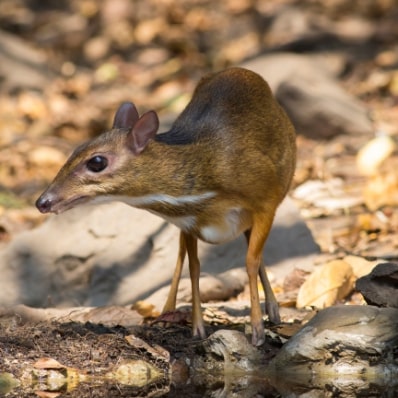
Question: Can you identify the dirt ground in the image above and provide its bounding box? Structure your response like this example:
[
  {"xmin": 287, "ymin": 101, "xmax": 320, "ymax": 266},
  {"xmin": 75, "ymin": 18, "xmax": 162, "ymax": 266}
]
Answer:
[{"xmin": 0, "ymin": 311, "xmax": 295, "ymax": 397}]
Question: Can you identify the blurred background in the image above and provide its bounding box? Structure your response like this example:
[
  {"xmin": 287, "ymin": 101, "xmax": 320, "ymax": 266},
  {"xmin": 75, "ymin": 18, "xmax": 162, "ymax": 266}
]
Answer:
[{"xmin": 1, "ymin": 0, "xmax": 398, "ymax": 252}]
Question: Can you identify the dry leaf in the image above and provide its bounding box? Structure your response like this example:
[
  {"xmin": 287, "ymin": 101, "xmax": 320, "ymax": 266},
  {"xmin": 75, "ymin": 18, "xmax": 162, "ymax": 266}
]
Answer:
[
  {"xmin": 29, "ymin": 146, "xmax": 66, "ymax": 168},
  {"xmin": 274, "ymin": 323, "xmax": 304, "ymax": 339},
  {"xmin": 94, "ymin": 62, "xmax": 119, "ymax": 83},
  {"xmin": 363, "ymin": 169, "xmax": 398, "ymax": 210},
  {"xmin": 343, "ymin": 255, "xmax": 382, "ymax": 279},
  {"xmin": 151, "ymin": 310, "xmax": 191, "ymax": 325},
  {"xmin": 283, "ymin": 268, "xmax": 310, "ymax": 292},
  {"xmin": 296, "ymin": 260, "xmax": 355, "ymax": 309},
  {"xmin": 356, "ymin": 135, "xmax": 396, "ymax": 176},
  {"xmin": 34, "ymin": 357, "xmax": 66, "ymax": 369},
  {"xmin": 132, "ymin": 300, "xmax": 160, "ymax": 318},
  {"xmin": 17, "ymin": 91, "xmax": 48, "ymax": 120},
  {"xmin": 82, "ymin": 305, "xmax": 143, "ymax": 326},
  {"xmin": 134, "ymin": 18, "xmax": 166, "ymax": 45},
  {"xmin": 293, "ymin": 178, "xmax": 362, "ymax": 213},
  {"xmin": 35, "ymin": 391, "xmax": 63, "ymax": 398}
]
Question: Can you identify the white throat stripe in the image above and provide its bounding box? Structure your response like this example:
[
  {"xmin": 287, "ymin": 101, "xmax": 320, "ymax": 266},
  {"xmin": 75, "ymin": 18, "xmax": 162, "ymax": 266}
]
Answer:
[{"xmin": 92, "ymin": 191, "xmax": 216, "ymax": 208}]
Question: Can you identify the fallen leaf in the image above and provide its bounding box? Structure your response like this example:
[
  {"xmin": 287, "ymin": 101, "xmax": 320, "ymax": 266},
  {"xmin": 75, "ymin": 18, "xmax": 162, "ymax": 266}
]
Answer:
[
  {"xmin": 29, "ymin": 146, "xmax": 66, "ymax": 167},
  {"xmin": 17, "ymin": 91, "xmax": 48, "ymax": 120},
  {"xmin": 151, "ymin": 310, "xmax": 191, "ymax": 326},
  {"xmin": 134, "ymin": 17, "xmax": 166, "ymax": 45},
  {"xmin": 343, "ymin": 255, "xmax": 382, "ymax": 278},
  {"xmin": 293, "ymin": 178, "xmax": 362, "ymax": 213},
  {"xmin": 296, "ymin": 260, "xmax": 355, "ymax": 309},
  {"xmin": 363, "ymin": 171, "xmax": 398, "ymax": 210},
  {"xmin": 274, "ymin": 323, "xmax": 303, "ymax": 339},
  {"xmin": 132, "ymin": 300, "xmax": 160, "ymax": 318},
  {"xmin": 34, "ymin": 358, "xmax": 66, "ymax": 369},
  {"xmin": 356, "ymin": 134, "xmax": 396, "ymax": 176},
  {"xmin": 283, "ymin": 268, "xmax": 310, "ymax": 292},
  {"xmin": 35, "ymin": 392, "xmax": 62, "ymax": 398}
]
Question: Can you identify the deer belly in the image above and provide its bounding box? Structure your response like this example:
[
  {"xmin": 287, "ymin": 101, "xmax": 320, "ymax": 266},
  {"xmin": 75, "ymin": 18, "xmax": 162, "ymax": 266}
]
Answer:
[
  {"xmin": 199, "ymin": 207, "xmax": 252, "ymax": 244},
  {"xmin": 110, "ymin": 192, "xmax": 251, "ymax": 243}
]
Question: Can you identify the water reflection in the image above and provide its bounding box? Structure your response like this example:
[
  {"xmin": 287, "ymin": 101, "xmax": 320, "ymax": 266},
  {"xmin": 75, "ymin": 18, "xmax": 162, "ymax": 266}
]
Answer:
[{"xmin": 3, "ymin": 371, "xmax": 398, "ymax": 397}]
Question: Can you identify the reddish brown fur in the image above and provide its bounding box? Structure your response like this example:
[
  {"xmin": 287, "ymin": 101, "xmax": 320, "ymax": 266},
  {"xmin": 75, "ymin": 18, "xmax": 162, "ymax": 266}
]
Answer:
[{"xmin": 36, "ymin": 67, "xmax": 296, "ymax": 345}]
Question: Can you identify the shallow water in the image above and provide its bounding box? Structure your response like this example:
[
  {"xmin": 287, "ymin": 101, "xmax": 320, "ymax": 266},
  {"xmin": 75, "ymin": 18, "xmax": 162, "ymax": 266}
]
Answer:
[{"xmin": 2, "ymin": 371, "xmax": 398, "ymax": 397}]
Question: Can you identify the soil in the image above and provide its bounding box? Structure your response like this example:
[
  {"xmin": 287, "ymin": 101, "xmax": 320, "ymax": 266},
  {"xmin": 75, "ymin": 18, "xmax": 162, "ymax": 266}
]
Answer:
[{"xmin": 0, "ymin": 315, "xmax": 289, "ymax": 397}]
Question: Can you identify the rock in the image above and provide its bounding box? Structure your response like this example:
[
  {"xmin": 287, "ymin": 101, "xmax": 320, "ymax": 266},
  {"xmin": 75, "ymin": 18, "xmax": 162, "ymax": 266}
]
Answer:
[
  {"xmin": 0, "ymin": 197, "xmax": 318, "ymax": 309},
  {"xmin": 0, "ymin": 30, "xmax": 52, "ymax": 90},
  {"xmin": 269, "ymin": 305, "xmax": 398, "ymax": 396},
  {"xmin": 277, "ymin": 75, "xmax": 370, "ymax": 139},
  {"xmin": 356, "ymin": 262, "xmax": 398, "ymax": 307},
  {"xmin": 200, "ymin": 330, "xmax": 263, "ymax": 373},
  {"xmin": 0, "ymin": 304, "xmax": 143, "ymax": 328},
  {"xmin": 145, "ymin": 268, "xmax": 248, "ymax": 311},
  {"xmin": 242, "ymin": 53, "xmax": 373, "ymax": 139},
  {"xmin": 192, "ymin": 330, "xmax": 276, "ymax": 397},
  {"xmin": 264, "ymin": 4, "xmax": 375, "ymax": 50}
]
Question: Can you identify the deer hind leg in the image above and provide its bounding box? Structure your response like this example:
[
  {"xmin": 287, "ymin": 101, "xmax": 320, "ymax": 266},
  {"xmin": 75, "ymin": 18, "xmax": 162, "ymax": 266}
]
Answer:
[
  {"xmin": 184, "ymin": 232, "xmax": 206, "ymax": 338},
  {"xmin": 245, "ymin": 213, "xmax": 280, "ymax": 346},
  {"xmin": 162, "ymin": 231, "xmax": 186, "ymax": 313},
  {"xmin": 258, "ymin": 261, "xmax": 281, "ymax": 324}
]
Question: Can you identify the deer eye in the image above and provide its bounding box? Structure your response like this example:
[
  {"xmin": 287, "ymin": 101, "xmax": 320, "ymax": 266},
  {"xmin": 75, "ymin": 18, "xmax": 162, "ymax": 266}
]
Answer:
[{"xmin": 86, "ymin": 155, "xmax": 108, "ymax": 172}]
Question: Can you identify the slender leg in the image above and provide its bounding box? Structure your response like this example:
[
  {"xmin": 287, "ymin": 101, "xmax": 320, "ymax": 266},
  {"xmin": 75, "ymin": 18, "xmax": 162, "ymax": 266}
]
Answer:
[
  {"xmin": 162, "ymin": 231, "xmax": 186, "ymax": 313},
  {"xmin": 258, "ymin": 262, "xmax": 280, "ymax": 324},
  {"xmin": 245, "ymin": 214, "xmax": 279, "ymax": 346},
  {"xmin": 244, "ymin": 229, "xmax": 280, "ymax": 324},
  {"xmin": 184, "ymin": 232, "xmax": 206, "ymax": 338}
]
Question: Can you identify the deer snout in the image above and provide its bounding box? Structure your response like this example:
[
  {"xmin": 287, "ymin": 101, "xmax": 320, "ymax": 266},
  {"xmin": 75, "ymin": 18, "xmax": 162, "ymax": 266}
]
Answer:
[{"xmin": 36, "ymin": 193, "xmax": 55, "ymax": 214}]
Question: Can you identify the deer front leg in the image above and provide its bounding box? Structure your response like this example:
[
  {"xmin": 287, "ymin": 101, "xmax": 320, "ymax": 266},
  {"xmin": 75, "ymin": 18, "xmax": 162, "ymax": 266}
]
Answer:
[
  {"xmin": 184, "ymin": 232, "xmax": 206, "ymax": 339},
  {"xmin": 162, "ymin": 231, "xmax": 187, "ymax": 313}
]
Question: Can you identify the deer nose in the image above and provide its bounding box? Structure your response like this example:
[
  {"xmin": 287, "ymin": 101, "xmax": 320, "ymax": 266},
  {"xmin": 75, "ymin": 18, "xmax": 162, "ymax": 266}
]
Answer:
[{"xmin": 36, "ymin": 194, "xmax": 54, "ymax": 214}]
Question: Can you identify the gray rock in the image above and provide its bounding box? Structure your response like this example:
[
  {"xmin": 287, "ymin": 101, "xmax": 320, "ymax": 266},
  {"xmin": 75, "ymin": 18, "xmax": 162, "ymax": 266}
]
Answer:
[
  {"xmin": 264, "ymin": 3, "xmax": 375, "ymax": 51},
  {"xmin": 0, "ymin": 197, "xmax": 318, "ymax": 309},
  {"xmin": 192, "ymin": 330, "xmax": 274, "ymax": 398},
  {"xmin": 242, "ymin": 53, "xmax": 374, "ymax": 139},
  {"xmin": 269, "ymin": 305, "xmax": 398, "ymax": 396},
  {"xmin": 0, "ymin": 30, "xmax": 52, "ymax": 90},
  {"xmin": 201, "ymin": 329, "xmax": 263, "ymax": 373},
  {"xmin": 356, "ymin": 262, "xmax": 398, "ymax": 308},
  {"xmin": 145, "ymin": 268, "xmax": 249, "ymax": 311}
]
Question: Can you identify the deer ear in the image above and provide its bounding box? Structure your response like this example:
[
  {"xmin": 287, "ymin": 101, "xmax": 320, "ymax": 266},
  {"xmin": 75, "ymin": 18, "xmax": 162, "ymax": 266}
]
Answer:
[
  {"xmin": 127, "ymin": 110, "xmax": 159, "ymax": 154},
  {"xmin": 113, "ymin": 102, "xmax": 139, "ymax": 129}
]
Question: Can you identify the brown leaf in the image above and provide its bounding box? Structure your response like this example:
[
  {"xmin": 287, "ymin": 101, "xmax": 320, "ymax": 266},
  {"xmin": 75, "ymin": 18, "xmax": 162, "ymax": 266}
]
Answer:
[
  {"xmin": 364, "ymin": 171, "xmax": 398, "ymax": 211},
  {"xmin": 296, "ymin": 260, "xmax": 355, "ymax": 309},
  {"xmin": 274, "ymin": 322, "xmax": 304, "ymax": 339},
  {"xmin": 343, "ymin": 255, "xmax": 382, "ymax": 279},
  {"xmin": 34, "ymin": 357, "xmax": 66, "ymax": 369},
  {"xmin": 283, "ymin": 268, "xmax": 309, "ymax": 292},
  {"xmin": 132, "ymin": 300, "xmax": 160, "ymax": 318},
  {"xmin": 29, "ymin": 146, "xmax": 66, "ymax": 168},
  {"xmin": 151, "ymin": 310, "xmax": 191, "ymax": 326},
  {"xmin": 356, "ymin": 135, "xmax": 396, "ymax": 176},
  {"xmin": 35, "ymin": 392, "xmax": 62, "ymax": 398}
]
